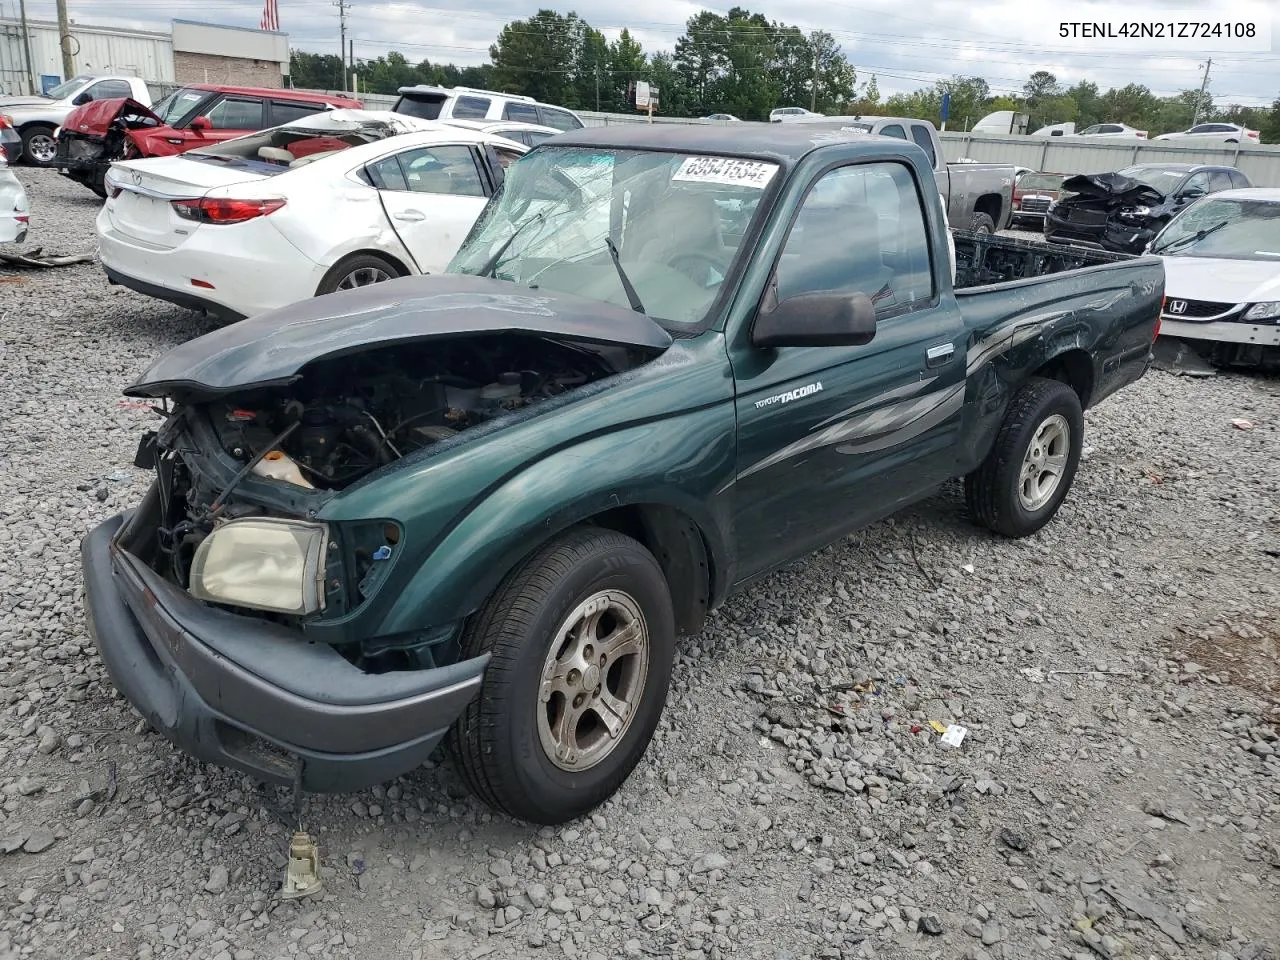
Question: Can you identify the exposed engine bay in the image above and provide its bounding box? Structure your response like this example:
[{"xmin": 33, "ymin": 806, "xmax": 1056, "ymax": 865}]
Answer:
[
  {"xmin": 206, "ymin": 335, "xmax": 620, "ymax": 491},
  {"xmin": 141, "ymin": 335, "xmax": 629, "ymax": 631}
]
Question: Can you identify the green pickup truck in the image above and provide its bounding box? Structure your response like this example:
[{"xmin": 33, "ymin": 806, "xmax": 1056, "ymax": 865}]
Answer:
[{"xmin": 82, "ymin": 124, "xmax": 1164, "ymax": 825}]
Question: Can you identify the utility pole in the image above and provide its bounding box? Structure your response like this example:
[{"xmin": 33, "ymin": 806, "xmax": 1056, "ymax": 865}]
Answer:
[
  {"xmin": 594, "ymin": 64, "xmax": 600, "ymax": 112},
  {"xmin": 334, "ymin": 0, "xmax": 349, "ymax": 92},
  {"xmin": 810, "ymin": 53, "xmax": 818, "ymax": 112},
  {"xmin": 1191, "ymin": 58, "xmax": 1212, "ymax": 126},
  {"xmin": 17, "ymin": 0, "xmax": 36, "ymax": 93},
  {"xmin": 348, "ymin": 38, "xmax": 354, "ymax": 93},
  {"xmin": 55, "ymin": 0, "xmax": 73, "ymax": 80}
]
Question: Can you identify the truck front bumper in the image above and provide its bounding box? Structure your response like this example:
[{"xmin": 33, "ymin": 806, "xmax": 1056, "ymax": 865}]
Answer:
[{"xmin": 81, "ymin": 512, "xmax": 488, "ymax": 793}]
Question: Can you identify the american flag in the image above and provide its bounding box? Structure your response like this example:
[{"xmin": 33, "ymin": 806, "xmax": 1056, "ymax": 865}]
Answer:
[{"xmin": 260, "ymin": 0, "xmax": 279, "ymax": 31}]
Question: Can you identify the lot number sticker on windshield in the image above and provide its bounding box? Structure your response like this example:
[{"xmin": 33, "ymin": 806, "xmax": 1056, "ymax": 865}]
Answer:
[{"xmin": 673, "ymin": 157, "xmax": 777, "ymax": 189}]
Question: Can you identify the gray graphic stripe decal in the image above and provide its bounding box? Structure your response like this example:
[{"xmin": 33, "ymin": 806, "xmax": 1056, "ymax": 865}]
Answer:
[{"xmin": 737, "ymin": 381, "xmax": 965, "ymax": 481}]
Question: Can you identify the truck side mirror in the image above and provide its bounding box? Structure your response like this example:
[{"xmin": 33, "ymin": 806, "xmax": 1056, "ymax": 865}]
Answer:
[
  {"xmin": 752, "ymin": 291, "xmax": 877, "ymax": 348},
  {"xmin": 190, "ymin": 116, "xmax": 211, "ymax": 135},
  {"xmin": 72, "ymin": 91, "xmax": 92, "ymax": 106}
]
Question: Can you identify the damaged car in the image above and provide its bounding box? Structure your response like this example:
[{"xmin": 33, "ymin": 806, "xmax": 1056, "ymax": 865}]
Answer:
[
  {"xmin": 1150, "ymin": 187, "xmax": 1280, "ymax": 371},
  {"xmin": 54, "ymin": 84, "xmax": 361, "ymax": 197},
  {"xmin": 1044, "ymin": 163, "xmax": 1250, "ymax": 254},
  {"xmin": 96, "ymin": 110, "xmax": 528, "ymax": 321},
  {"xmin": 83, "ymin": 126, "xmax": 1163, "ymax": 824}
]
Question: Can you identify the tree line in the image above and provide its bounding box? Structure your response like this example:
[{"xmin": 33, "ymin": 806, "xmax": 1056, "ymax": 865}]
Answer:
[{"xmin": 288, "ymin": 7, "xmax": 1280, "ymax": 138}]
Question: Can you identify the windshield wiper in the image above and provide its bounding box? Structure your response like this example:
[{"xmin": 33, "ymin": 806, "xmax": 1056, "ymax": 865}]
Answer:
[
  {"xmin": 476, "ymin": 209, "xmax": 549, "ymax": 278},
  {"xmin": 1152, "ymin": 219, "xmax": 1229, "ymax": 255},
  {"xmin": 605, "ymin": 238, "xmax": 645, "ymax": 314}
]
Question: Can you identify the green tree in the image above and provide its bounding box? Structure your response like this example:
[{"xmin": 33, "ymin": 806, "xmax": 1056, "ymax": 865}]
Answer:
[
  {"xmin": 1022, "ymin": 70, "xmax": 1061, "ymax": 130},
  {"xmin": 289, "ymin": 51, "xmax": 345, "ymax": 90},
  {"xmin": 1099, "ymin": 83, "xmax": 1160, "ymax": 128},
  {"xmin": 605, "ymin": 29, "xmax": 647, "ymax": 114},
  {"xmin": 647, "ymin": 51, "xmax": 690, "ymax": 117},
  {"xmin": 807, "ymin": 30, "xmax": 856, "ymax": 113},
  {"xmin": 489, "ymin": 10, "xmax": 588, "ymax": 107},
  {"xmin": 1064, "ymin": 80, "xmax": 1101, "ymax": 128}
]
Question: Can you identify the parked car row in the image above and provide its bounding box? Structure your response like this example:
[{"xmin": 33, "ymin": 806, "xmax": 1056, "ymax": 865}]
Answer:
[
  {"xmin": 1018, "ymin": 160, "xmax": 1277, "ymax": 370},
  {"xmin": 1030, "ymin": 121, "xmax": 1263, "ymax": 144}
]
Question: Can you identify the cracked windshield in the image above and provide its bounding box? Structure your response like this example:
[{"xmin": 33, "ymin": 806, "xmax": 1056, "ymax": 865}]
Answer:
[{"xmin": 449, "ymin": 147, "xmax": 779, "ymax": 326}]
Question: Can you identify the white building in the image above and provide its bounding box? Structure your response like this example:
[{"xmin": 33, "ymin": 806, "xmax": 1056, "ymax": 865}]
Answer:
[{"xmin": 0, "ymin": 16, "xmax": 288, "ymax": 97}]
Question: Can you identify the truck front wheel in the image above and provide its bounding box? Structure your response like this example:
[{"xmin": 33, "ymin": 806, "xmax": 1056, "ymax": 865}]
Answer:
[
  {"xmin": 450, "ymin": 527, "xmax": 676, "ymax": 824},
  {"xmin": 20, "ymin": 125, "xmax": 58, "ymax": 166},
  {"xmin": 964, "ymin": 377, "xmax": 1084, "ymax": 538}
]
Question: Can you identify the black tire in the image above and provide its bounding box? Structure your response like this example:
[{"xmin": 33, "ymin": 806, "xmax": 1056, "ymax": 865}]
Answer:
[
  {"xmin": 450, "ymin": 526, "xmax": 676, "ymax": 824},
  {"xmin": 964, "ymin": 377, "xmax": 1084, "ymax": 538},
  {"xmin": 969, "ymin": 211, "xmax": 996, "ymax": 234},
  {"xmin": 20, "ymin": 125, "xmax": 58, "ymax": 167},
  {"xmin": 315, "ymin": 253, "xmax": 401, "ymax": 296}
]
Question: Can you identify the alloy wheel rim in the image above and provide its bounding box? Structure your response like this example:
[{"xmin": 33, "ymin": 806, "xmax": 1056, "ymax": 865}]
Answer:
[
  {"xmin": 537, "ymin": 590, "xmax": 649, "ymax": 772},
  {"xmin": 29, "ymin": 135, "xmax": 56, "ymax": 163},
  {"xmin": 336, "ymin": 266, "xmax": 391, "ymax": 289},
  {"xmin": 1018, "ymin": 414, "xmax": 1070, "ymax": 511}
]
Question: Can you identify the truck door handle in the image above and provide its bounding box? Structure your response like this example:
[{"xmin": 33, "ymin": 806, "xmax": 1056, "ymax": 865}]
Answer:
[
  {"xmin": 926, "ymin": 343, "xmax": 955, "ymax": 367},
  {"xmin": 393, "ymin": 210, "xmax": 425, "ymax": 222}
]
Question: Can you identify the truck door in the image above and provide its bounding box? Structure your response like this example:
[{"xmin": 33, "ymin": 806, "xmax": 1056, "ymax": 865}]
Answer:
[{"xmin": 729, "ymin": 160, "xmax": 967, "ymax": 582}]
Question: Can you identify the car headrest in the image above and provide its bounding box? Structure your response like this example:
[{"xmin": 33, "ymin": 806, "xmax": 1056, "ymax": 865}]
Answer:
[{"xmin": 257, "ymin": 146, "xmax": 295, "ymax": 165}]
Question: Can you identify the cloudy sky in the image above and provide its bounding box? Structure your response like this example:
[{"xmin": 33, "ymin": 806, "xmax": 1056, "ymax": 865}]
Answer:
[{"xmin": 14, "ymin": 0, "xmax": 1280, "ymax": 106}]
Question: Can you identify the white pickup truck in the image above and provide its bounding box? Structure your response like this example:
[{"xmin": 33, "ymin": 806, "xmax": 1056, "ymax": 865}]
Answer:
[{"xmin": 0, "ymin": 75, "xmax": 162, "ymax": 166}]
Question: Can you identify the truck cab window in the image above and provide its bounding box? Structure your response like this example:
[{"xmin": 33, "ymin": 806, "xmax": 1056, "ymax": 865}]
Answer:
[
  {"xmin": 880, "ymin": 124, "xmax": 907, "ymax": 140},
  {"xmin": 775, "ymin": 162, "xmax": 934, "ymax": 318},
  {"xmin": 908, "ymin": 124, "xmax": 936, "ymax": 166}
]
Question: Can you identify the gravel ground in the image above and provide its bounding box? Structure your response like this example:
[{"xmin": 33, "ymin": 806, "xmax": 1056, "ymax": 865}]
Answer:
[{"xmin": 1, "ymin": 168, "xmax": 1278, "ymax": 960}]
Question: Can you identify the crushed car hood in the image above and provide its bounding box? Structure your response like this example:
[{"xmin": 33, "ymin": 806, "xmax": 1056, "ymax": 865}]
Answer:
[
  {"xmin": 125, "ymin": 274, "xmax": 674, "ymax": 401},
  {"xmin": 1059, "ymin": 172, "xmax": 1165, "ymax": 206},
  {"xmin": 62, "ymin": 97, "xmax": 159, "ymax": 137},
  {"xmin": 275, "ymin": 109, "xmax": 443, "ymax": 138}
]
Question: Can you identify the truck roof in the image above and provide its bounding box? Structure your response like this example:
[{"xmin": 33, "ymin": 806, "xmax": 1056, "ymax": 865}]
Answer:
[{"xmin": 546, "ymin": 123, "xmax": 917, "ymax": 167}]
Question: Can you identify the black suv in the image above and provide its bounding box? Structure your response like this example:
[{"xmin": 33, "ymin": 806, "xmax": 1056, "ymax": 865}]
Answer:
[{"xmin": 1044, "ymin": 163, "xmax": 1251, "ymax": 254}]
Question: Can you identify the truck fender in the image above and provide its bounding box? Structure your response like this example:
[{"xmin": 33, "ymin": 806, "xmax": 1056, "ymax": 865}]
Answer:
[{"xmin": 373, "ymin": 417, "xmax": 735, "ymax": 638}]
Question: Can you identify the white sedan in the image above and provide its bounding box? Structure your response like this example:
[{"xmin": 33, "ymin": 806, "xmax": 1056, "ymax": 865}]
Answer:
[
  {"xmin": 96, "ymin": 110, "xmax": 527, "ymax": 321},
  {"xmin": 1154, "ymin": 123, "xmax": 1260, "ymax": 145},
  {"xmin": 1149, "ymin": 188, "xmax": 1280, "ymax": 363},
  {"xmin": 1071, "ymin": 123, "xmax": 1148, "ymax": 138},
  {"xmin": 0, "ymin": 151, "xmax": 29, "ymax": 244}
]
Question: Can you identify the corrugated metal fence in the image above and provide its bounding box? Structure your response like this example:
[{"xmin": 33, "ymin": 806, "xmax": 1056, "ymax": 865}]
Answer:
[
  {"xmin": 0, "ymin": 17, "xmax": 174, "ymax": 95},
  {"xmin": 344, "ymin": 92, "xmax": 1280, "ymax": 187}
]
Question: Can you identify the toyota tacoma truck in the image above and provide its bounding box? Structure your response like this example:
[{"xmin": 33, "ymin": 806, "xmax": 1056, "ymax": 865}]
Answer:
[
  {"xmin": 82, "ymin": 125, "xmax": 1163, "ymax": 825},
  {"xmin": 786, "ymin": 114, "xmax": 1017, "ymax": 232},
  {"xmin": 0, "ymin": 74, "xmax": 163, "ymax": 166}
]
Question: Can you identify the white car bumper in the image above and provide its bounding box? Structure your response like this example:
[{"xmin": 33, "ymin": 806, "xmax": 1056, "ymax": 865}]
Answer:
[
  {"xmin": 1161, "ymin": 317, "xmax": 1280, "ymax": 347},
  {"xmin": 0, "ymin": 212, "xmax": 27, "ymax": 244},
  {"xmin": 96, "ymin": 208, "xmax": 326, "ymax": 320}
]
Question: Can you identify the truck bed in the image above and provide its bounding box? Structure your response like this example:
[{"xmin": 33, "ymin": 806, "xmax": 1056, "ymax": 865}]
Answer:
[{"xmin": 952, "ymin": 230, "xmax": 1135, "ymax": 289}]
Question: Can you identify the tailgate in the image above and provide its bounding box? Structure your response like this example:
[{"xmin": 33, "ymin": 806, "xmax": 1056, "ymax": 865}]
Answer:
[{"xmin": 105, "ymin": 156, "xmax": 267, "ymax": 250}]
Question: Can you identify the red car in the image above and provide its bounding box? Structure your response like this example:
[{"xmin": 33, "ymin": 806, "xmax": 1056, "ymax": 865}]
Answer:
[{"xmin": 55, "ymin": 83, "xmax": 361, "ymax": 196}]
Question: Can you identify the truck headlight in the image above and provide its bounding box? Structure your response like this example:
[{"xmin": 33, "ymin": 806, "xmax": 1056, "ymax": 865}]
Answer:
[
  {"xmin": 188, "ymin": 518, "xmax": 330, "ymax": 615},
  {"xmin": 1244, "ymin": 301, "xmax": 1280, "ymax": 321},
  {"xmin": 1119, "ymin": 206, "xmax": 1152, "ymax": 219}
]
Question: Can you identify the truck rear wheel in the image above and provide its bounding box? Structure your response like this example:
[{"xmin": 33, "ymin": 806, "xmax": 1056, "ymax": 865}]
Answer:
[
  {"xmin": 450, "ymin": 527, "xmax": 676, "ymax": 824},
  {"xmin": 969, "ymin": 211, "xmax": 996, "ymax": 234},
  {"xmin": 964, "ymin": 377, "xmax": 1084, "ymax": 538}
]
